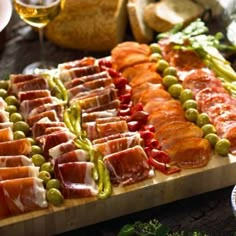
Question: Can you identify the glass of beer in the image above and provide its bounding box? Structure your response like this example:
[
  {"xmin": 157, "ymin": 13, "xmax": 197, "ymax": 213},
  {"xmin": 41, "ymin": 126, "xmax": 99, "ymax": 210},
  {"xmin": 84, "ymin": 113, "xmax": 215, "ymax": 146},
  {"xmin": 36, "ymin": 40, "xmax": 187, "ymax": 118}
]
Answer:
[{"xmin": 13, "ymin": 0, "xmax": 62, "ymax": 74}]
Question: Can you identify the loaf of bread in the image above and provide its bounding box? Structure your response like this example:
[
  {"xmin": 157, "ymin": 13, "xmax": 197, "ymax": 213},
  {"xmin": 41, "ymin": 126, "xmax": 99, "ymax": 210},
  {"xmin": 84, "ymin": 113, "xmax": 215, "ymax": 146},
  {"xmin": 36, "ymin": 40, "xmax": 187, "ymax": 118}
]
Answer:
[
  {"xmin": 144, "ymin": 0, "xmax": 204, "ymax": 33},
  {"xmin": 127, "ymin": 0, "xmax": 154, "ymax": 43},
  {"xmin": 45, "ymin": 0, "xmax": 128, "ymax": 51}
]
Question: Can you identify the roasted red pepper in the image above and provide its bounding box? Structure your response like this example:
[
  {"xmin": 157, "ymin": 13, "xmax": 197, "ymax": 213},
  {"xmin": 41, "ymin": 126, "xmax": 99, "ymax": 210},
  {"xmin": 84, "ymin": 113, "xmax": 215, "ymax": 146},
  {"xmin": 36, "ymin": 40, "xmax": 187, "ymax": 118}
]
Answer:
[{"xmin": 130, "ymin": 102, "xmax": 143, "ymax": 114}]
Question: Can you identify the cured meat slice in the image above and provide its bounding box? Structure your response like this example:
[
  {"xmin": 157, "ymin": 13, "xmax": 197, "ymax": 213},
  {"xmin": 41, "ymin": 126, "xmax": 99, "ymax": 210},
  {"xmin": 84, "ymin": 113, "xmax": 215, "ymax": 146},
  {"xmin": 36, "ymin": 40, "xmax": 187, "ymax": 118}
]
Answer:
[
  {"xmin": 48, "ymin": 140, "xmax": 77, "ymax": 159},
  {"xmin": 0, "ymin": 110, "xmax": 9, "ymax": 122},
  {"xmin": 95, "ymin": 116, "xmax": 121, "ymax": 124},
  {"xmin": 84, "ymin": 99, "xmax": 120, "ymax": 113},
  {"xmin": 138, "ymin": 88, "xmax": 172, "ymax": 105},
  {"xmin": 0, "ymin": 97, "xmax": 7, "ymax": 110},
  {"xmin": 44, "ymin": 127, "xmax": 69, "ymax": 135},
  {"xmin": 130, "ymin": 70, "xmax": 162, "ymax": 88},
  {"xmin": 122, "ymin": 62, "xmax": 157, "ymax": 82},
  {"xmin": 0, "ymin": 177, "xmax": 47, "ymax": 217},
  {"xmin": 59, "ymin": 65, "xmax": 100, "ymax": 82},
  {"xmin": 92, "ymin": 132, "xmax": 139, "ymax": 144},
  {"xmin": 214, "ymin": 113, "xmax": 236, "ymax": 136},
  {"xmin": 132, "ymin": 83, "xmax": 164, "ymax": 104},
  {"xmin": 97, "ymin": 120, "xmax": 128, "ymax": 137},
  {"xmin": 71, "ymin": 88, "xmax": 117, "ymax": 109},
  {"xmin": 0, "ymin": 122, "xmax": 13, "ymax": 129},
  {"xmin": 0, "ymin": 127, "xmax": 13, "ymax": 142},
  {"xmin": 82, "ymin": 109, "xmax": 117, "ymax": 123},
  {"xmin": 68, "ymin": 78, "xmax": 114, "ymax": 98},
  {"xmin": 10, "ymin": 77, "xmax": 48, "ymax": 95},
  {"xmin": 53, "ymin": 149, "xmax": 89, "ymax": 166},
  {"xmin": 94, "ymin": 135, "xmax": 143, "ymax": 156},
  {"xmin": 182, "ymin": 69, "xmax": 222, "ymax": 95},
  {"xmin": 18, "ymin": 89, "xmax": 51, "ymax": 102},
  {"xmin": 20, "ymin": 97, "xmax": 56, "ymax": 119},
  {"xmin": 164, "ymin": 137, "xmax": 211, "ymax": 168},
  {"xmin": 223, "ymin": 125, "xmax": 236, "ymax": 153},
  {"xmin": 56, "ymin": 162, "xmax": 98, "ymax": 198},
  {"xmin": 111, "ymin": 42, "xmax": 151, "ymax": 71},
  {"xmin": 0, "ymin": 166, "xmax": 39, "ymax": 181},
  {"xmin": 27, "ymin": 110, "xmax": 59, "ymax": 127},
  {"xmin": 58, "ymin": 57, "xmax": 96, "ymax": 71},
  {"xmin": 0, "ymin": 139, "xmax": 31, "ymax": 156},
  {"xmin": 37, "ymin": 131, "xmax": 76, "ymax": 160},
  {"xmin": 0, "ymin": 155, "xmax": 32, "ymax": 167},
  {"xmin": 65, "ymin": 71, "xmax": 110, "ymax": 89},
  {"xmin": 83, "ymin": 122, "xmax": 99, "ymax": 141},
  {"xmin": 32, "ymin": 121, "xmax": 66, "ymax": 138},
  {"xmin": 144, "ymin": 99, "xmax": 183, "ymax": 115},
  {"xmin": 9, "ymin": 74, "xmax": 39, "ymax": 84},
  {"xmin": 28, "ymin": 103, "xmax": 64, "ymax": 121},
  {"xmin": 104, "ymin": 145, "xmax": 153, "ymax": 186}
]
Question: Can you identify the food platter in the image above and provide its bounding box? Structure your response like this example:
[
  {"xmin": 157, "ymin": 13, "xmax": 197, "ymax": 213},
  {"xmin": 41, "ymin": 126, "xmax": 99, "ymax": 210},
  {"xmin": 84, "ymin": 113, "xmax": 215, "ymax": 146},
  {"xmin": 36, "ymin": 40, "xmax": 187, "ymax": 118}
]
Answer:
[
  {"xmin": 0, "ymin": 0, "xmax": 12, "ymax": 32},
  {"xmin": 0, "ymin": 152, "xmax": 236, "ymax": 236}
]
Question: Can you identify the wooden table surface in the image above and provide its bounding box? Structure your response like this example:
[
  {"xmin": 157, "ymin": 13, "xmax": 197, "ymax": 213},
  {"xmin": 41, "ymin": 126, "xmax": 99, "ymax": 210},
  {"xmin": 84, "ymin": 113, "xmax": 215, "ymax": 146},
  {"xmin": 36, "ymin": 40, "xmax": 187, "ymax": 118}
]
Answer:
[{"xmin": 1, "ymin": 12, "xmax": 236, "ymax": 236}]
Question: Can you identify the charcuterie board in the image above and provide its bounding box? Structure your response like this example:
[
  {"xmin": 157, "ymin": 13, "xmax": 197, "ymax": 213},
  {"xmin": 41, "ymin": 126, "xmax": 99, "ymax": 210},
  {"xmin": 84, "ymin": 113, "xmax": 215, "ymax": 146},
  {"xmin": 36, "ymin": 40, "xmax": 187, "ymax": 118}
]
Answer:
[{"xmin": 0, "ymin": 153, "xmax": 236, "ymax": 236}]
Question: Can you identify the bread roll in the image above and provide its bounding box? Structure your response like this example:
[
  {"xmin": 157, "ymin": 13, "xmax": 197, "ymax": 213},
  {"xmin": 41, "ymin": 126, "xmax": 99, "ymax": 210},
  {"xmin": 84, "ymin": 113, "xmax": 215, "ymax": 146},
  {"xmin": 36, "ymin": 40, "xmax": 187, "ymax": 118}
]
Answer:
[
  {"xmin": 45, "ymin": 0, "xmax": 128, "ymax": 51},
  {"xmin": 127, "ymin": 0, "xmax": 154, "ymax": 43},
  {"xmin": 144, "ymin": 0, "xmax": 204, "ymax": 33}
]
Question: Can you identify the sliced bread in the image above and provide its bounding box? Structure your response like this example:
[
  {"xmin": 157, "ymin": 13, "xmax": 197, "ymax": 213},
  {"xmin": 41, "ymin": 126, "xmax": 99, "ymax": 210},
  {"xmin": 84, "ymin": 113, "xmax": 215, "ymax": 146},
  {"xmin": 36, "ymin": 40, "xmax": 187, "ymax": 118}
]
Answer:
[
  {"xmin": 127, "ymin": 0, "xmax": 155, "ymax": 43},
  {"xmin": 144, "ymin": 0, "xmax": 204, "ymax": 32}
]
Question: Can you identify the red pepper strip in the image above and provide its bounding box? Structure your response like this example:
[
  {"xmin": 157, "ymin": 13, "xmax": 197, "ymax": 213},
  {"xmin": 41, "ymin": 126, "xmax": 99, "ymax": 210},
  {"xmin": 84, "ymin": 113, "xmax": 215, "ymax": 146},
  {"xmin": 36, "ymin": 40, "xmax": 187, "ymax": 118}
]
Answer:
[
  {"xmin": 151, "ymin": 149, "xmax": 170, "ymax": 163},
  {"xmin": 148, "ymin": 157, "xmax": 181, "ymax": 175}
]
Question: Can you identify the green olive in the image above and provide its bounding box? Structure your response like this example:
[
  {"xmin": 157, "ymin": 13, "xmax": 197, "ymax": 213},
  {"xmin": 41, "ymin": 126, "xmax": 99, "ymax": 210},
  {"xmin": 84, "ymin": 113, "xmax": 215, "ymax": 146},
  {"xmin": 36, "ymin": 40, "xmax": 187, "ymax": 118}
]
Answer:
[
  {"xmin": 38, "ymin": 170, "xmax": 51, "ymax": 185},
  {"xmin": 162, "ymin": 75, "xmax": 178, "ymax": 88},
  {"xmin": 168, "ymin": 84, "xmax": 183, "ymax": 98},
  {"xmin": 205, "ymin": 133, "xmax": 219, "ymax": 147},
  {"xmin": 46, "ymin": 188, "xmax": 64, "ymax": 206},
  {"xmin": 215, "ymin": 138, "xmax": 231, "ymax": 156},
  {"xmin": 10, "ymin": 112, "xmax": 23, "ymax": 123},
  {"xmin": 13, "ymin": 121, "xmax": 30, "ymax": 135},
  {"xmin": 163, "ymin": 66, "xmax": 177, "ymax": 77},
  {"xmin": 0, "ymin": 80, "xmax": 9, "ymax": 90},
  {"xmin": 185, "ymin": 108, "xmax": 199, "ymax": 122},
  {"xmin": 201, "ymin": 124, "xmax": 216, "ymax": 136},
  {"xmin": 5, "ymin": 105, "xmax": 17, "ymax": 114},
  {"xmin": 149, "ymin": 53, "xmax": 162, "ymax": 62},
  {"xmin": 156, "ymin": 59, "xmax": 169, "ymax": 73},
  {"xmin": 13, "ymin": 130, "xmax": 26, "ymax": 140},
  {"xmin": 40, "ymin": 162, "xmax": 54, "ymax": 174},
  {"xmin": 149, "ymin": 43, "xmax": 162, "ymax": 54},
  {"xmin": 0, "ymin": 89, "xmax": 7, "ymax": 98},
  {"xmin": 196, "ymin": 113, "xmax": 210, "ymax": 127},
  {"xmin": 183, "ymin": 99, "xmax": 198, "ymax": 110},
  {"xmin": 27, "ymin": 137, "xmax": 35, "ymax": 145},
  {"xmin": 32, "ymin": 154, "xmax": 46, "ymax": 167},
  {"xmin": 5, "ymin": 95, "xmax": 19, "ymax": 106},
  {"xmin": 179, "ymin": 89, "xmax": 194, "ymax": 103},
  {"xmin": 46, "ymin": 179, "xmax": 61, "ymax": 190},
  {"xmin": 31, "ymin": 145, "xmax": 43, "ymax": 155}
]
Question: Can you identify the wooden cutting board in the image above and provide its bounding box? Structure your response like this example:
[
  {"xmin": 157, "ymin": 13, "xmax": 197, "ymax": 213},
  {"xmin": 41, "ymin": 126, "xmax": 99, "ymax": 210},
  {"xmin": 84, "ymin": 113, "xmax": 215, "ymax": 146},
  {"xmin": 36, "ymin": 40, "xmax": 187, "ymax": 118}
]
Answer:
[{"xmin": 0, "ymin": 153, "xmax": 236, "ymax": 236}]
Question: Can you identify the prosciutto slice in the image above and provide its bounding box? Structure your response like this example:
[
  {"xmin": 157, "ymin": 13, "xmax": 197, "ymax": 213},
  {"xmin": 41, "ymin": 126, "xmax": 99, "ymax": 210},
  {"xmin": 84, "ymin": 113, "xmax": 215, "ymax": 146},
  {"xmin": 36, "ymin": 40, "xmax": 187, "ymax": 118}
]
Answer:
[
  {"xmin": 82, "ymin": 109, "xmax": 117, "ymax": 123},
  {"xmin": 9, "ymin": 74, "xmax": 39, "ymax": 84},
  {"xmin": 0, "ymin": 127, "xmax": 13, "ymax": 142},
  {"xmin": 0, "ymin": 139, "xmax": 31, "ymax": 156},
  {"xmin": 65, "ymin": 71, "xmax": 110, "ymax": 89},
  {"xmin": 0, "ymin": 122, "xmax": 13, "ymax": 129},
  {"xmin": 18, "ymin": 89, "xmax": 51, "ymax": 102},
  {"xmin": 104, "ymin": 145, "xmax": 153, "ymax": 186},
  {"xmin": 0, "ymin": 166, "xmax": 39, "ymax": 181},
  {"xmin": 0, "ymin": 110, "xmax": 9, "ymax": 122},
  {"xmin": 0, "ymin": 97, "xmax": 7, "ymax": 110},
  {"xmin": 56, "ymin": 162, "xmax": 98, "ymax": 198},
  {"xmin": 0, "ymin": 155, "xmax": 32, "ymax": 167},
  {"xmin": 0, "ymin": 177, "xmax": 47, "ymax": 218},
  {"xmin": 27, "ymin": 110, "xmax": 59, "ymax": 127}
]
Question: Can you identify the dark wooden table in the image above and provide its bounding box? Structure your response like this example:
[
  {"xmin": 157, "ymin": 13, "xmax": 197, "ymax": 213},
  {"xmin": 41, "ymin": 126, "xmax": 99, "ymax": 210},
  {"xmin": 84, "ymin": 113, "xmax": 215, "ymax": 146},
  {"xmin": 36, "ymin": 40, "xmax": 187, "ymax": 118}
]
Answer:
[{"xmin": 1, "ymin": 12, "xmax": 236, "ymax": 236}]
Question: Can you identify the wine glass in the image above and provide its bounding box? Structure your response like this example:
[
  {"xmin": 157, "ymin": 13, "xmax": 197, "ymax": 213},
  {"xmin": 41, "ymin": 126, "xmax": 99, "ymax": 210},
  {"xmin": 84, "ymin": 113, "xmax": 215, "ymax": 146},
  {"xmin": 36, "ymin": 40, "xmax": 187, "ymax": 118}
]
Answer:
[{"xmin": 13, "ymin": 0, "xmax": 62, "ymax": 74}]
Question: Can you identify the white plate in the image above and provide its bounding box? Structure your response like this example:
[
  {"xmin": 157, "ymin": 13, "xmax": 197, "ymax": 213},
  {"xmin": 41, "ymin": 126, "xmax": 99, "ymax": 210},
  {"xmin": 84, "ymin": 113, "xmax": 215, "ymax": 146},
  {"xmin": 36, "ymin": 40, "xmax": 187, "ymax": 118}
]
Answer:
[
  {"xmin": 231, "ymin": 185, "xmax": 236, "ymax": 217},
  {"xmin": 0, "ymin": 0, "xmax": 12, "ymax": 32}
]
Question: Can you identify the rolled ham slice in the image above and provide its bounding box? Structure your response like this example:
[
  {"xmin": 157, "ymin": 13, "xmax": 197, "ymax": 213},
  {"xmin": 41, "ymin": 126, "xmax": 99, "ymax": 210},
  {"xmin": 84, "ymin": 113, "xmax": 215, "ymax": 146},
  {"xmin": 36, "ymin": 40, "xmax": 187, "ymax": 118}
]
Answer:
[
  {"xmin": 0, "ymin": 166, "xmax": 39, "ymax": 181},
  {"xmin": 0, "ymin": 127, "xmax": 13, "ymax": 142},
  {"xmin": 56, "ymin": 162, "xmax": 98, "ymax": 198},
  {"xmin": 0, "ymin": 139, "xmax": 31, "ymax": 156},
  {"xmin": 0, "ymin": 177, "xmax": 48, "ymax": 218},
  {"xmin": 0, "ymin": 155, "xmax": 32, "ymax": 167},
  {"xmin": 104, "ymin": 145, "xmax": 153, "ymax": 186}
]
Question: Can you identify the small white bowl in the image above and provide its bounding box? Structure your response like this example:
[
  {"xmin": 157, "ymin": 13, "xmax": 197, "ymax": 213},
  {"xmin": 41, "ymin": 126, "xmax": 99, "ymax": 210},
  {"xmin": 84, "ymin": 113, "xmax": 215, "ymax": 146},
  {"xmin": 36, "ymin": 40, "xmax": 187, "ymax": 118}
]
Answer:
[
  {"xmin": 231, "ymin": 185, "xmax": 236, "ymax": 217},
  {"xmin": 0, "ymin": 0, "xmax": 12, "ymax": 32}
]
